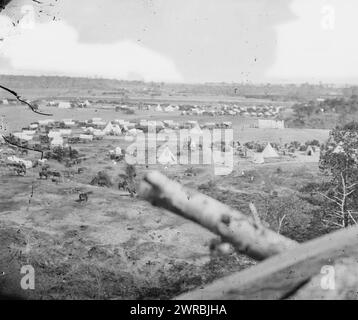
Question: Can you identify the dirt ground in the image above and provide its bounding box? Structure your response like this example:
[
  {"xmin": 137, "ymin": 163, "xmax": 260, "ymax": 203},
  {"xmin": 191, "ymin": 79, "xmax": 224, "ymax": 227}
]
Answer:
[
  {"xmin": 0, "ymin": 135, "xmax": 329, "ymax": 299},
  {"xmin": 0, "ymin": 103, "xmax": 331, "ymax": 299}
]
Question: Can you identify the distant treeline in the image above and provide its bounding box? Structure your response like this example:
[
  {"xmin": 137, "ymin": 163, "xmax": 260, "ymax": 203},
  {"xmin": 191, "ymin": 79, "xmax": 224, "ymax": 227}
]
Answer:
[
  {"xmin": 286, "ymin": 96, "xmax": 358, "ymax": 129},
  {"xmin": 1, "ymin": 74, "xmax": 358, "ymax": 100}
]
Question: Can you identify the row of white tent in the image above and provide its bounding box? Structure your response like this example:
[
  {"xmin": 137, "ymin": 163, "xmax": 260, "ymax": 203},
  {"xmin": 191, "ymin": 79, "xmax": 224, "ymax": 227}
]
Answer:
[
  {"xmin": 252, "ymin": 143, "xmax": 317, "ymax": 164},
  {"xmin": 157, "ymin": 146, "xmax": 230, "ymax": 165},
  {"xmin": 154, "ymin": 104, "xmax": 178, "ymax": 112}
]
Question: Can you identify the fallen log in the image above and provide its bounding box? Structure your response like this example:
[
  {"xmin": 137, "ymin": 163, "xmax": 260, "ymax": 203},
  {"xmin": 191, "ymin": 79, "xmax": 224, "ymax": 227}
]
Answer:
[
  {"xmin": 139, "ymin": 171, "xmax": 297, "ymax": 261},
  {"xmin": 175, "ymin": 224, "xmax": 358, "ymax": 299}
]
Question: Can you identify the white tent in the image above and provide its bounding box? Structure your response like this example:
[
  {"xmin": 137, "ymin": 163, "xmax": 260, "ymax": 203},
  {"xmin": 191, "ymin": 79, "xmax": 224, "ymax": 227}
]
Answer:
[
  {"xmin": 262, "ymin": 143, "xmax": 279, "ymax": 158},
  {"xmin": 112, "ymin": 125, "xmax": 122, "ymax": 136},
  {"xmin": 165, "ymin": 105, "xmax": 175, "ymax": 112},
  {"xmin": 13, "ymin": 132, "xmax": 33, "ymax": 141},
  {"xmin": 156, "ymin": 104, "xmax": 163, "ymax": 112},
  {"xmin": 79, "ymin": 134, "xmax": 93, "ymax": 141},
  {"xmin": 252, "ymin": 153, "xmax": 265, "ymax": 164},
  {"xmin": 158, "ymin": 146, "xmax": 177, "ymax": 165},
  {"xmin": 103, "ymin": 122, "xmax": 114, "ymax": 134},
  {"xmin": 2, "ymin": 99, "xmax": 9, "ymax": 105},
  {"xmin": 58, "ymin": 101, "xmax": 71, "ymax": 109},
  {"xmin": 189, "ymin": 124, "xmax": 203, "ymax": 136},
  {"xmin": 127, "ymin": 128, "xmax": 138, "ymax": 136},
  {"xmin": 7, "ymin": 156, "xmax": 32, "ymax": 169},
  {"xmin": 38, "ymin": 119, "xmax": 55, "ymax": 126},
  {"xmin": 58, "ymin": 129, "xmax": 72, "ymax": 136},
  {"xmin": 306, "ymin": 145, "xmax": 315, "ymax": 156},
  {"xmin": 93, "ymin": 130, "xmax": 105, "ymax": 137},
  {"xmin": 63, "ymin": 120, "xmax": 76, "ymax": 127},
  {"xmin": 48, "ymin": 131, "xmax": 61, "ymax": 138},
  {"xmin": 22, "ymin": 130, "xmax": 37, "ymax": 135},
  {"xmin": 51, "ymin": 136, "xmax": 64, "ymax": 147}
]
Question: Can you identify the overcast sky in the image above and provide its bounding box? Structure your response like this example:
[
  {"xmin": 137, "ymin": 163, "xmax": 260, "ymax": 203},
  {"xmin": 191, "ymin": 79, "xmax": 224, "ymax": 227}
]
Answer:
[{"xmin": 0, "ymin": 0, "xmax": 357, "ymax": 83}]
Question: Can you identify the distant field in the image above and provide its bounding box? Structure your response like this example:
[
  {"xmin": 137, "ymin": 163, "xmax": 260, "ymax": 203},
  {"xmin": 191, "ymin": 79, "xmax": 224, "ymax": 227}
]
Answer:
[{"xmin": 1, "ymin": 105, "xmax": 329, "ymax": 143}]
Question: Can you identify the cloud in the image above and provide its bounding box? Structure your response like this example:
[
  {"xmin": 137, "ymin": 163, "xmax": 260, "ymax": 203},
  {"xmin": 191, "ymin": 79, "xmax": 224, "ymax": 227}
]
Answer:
[
  {"xmin": 0, "ymin": 18, "xmax": 183, "ymax": 82},
  {"xmin": 267, "ymin": 0, "xmax": 358, "ymax": 83}
]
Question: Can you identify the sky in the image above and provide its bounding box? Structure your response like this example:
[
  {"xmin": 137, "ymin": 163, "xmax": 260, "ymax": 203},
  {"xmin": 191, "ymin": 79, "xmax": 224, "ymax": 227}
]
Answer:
[{"xmin": 0, "ymin": 0, "xmax": 357, "ymax": 84}]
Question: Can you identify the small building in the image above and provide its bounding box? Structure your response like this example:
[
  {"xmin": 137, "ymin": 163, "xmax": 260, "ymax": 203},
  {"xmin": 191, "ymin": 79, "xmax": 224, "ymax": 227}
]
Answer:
[
  {"xmin": 257, "ymin": 119, "xmax": 285, "ymax": 129},
  {"xmin": 58, "ymin": 101, "xmax": 71, "ymax": 109}
]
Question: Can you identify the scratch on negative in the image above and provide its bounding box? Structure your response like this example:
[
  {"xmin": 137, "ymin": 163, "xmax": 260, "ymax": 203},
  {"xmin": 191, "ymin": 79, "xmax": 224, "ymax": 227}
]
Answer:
[
  {"xmin": 0, "ymin": 84, "xmax": 50, "ymax": 158},
  {"xmin": 0, "ymin": 84, "xmax": 53, "ymax": 116}
]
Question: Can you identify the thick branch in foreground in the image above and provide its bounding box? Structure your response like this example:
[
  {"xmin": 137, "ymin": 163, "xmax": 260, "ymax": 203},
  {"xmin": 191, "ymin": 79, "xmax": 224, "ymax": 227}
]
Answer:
[
  {"xmin": 176, "ymin": 224, "xmax": 358, "ymax": 299},
  {"xmin": 139, "ymin": 171, "xmax": 297, "ymax": 261}
]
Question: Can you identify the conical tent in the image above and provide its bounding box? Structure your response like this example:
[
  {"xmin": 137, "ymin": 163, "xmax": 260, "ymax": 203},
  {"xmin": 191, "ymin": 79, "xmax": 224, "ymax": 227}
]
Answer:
[
  {"xmin": 306, "ymin": 145, "xmax": 314, "ymax": 156},
  {"xmin": 262, "ymin": 143, "xmax": 279, "ymax": 158},
  {"xmin": 189, "ymin": 124, "xmax": 203, "ymax": 136},
  {"xmin": 103, "ymin": 122, "xmax": 114, "ymax": 134},
  {"xmin": 112, "ymin": 125, "xmax": 122, "ymax": 136},
  {"xmin": 158, "ymin": 146, "xmax": 177, "ymax": 165},
  {"xmin": 252, "ymin": 152, "xmax": 265, "ymax": 164}
]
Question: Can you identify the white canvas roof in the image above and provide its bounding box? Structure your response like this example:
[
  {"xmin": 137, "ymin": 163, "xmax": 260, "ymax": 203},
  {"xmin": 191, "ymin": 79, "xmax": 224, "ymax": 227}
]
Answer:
[
  {"xmin": 158, "ymin": 146, "xmax": 177, "ymax": 165},
  {"xmin": 51, "ymin": 136, "xmax": 64, "ymax": 146},
  {"xmin": 22, "ymin": 130, "xmax": 36, "ymax": 135},
  {"xmin": 262, "ymin": 143, "xmax": 279, "ymax": 158},
  {"xmin": 7, "ymin": 156, "xmax": 32, "ymax": 169},
  {"xmin": 79, "ymin": 134, "xmax": 93, "ymax": 141},
  {"xmin": 189, "ymin": 124, "xmax": 203, "ymax": 135},
  {"xmin": 103, "ymin": 122, "xmax": 114, "ymax": 134},
  {"xmin": 58, "ymin": 101, "xmax": 71, "ymax": 109},
  {"xmin": 112, "ymin": 125, "xmax": 122, "ymax": 135},
  {"xmin": 165, "ymin": 105, "xmax": 175, "ymax": 112},
  {"xmin": 306, "ymin": 145, "xmax": 315, "ymax": 155},
  {"xmin": 13, "ymin": 132, "xmax": 33, "ymax": 141}
]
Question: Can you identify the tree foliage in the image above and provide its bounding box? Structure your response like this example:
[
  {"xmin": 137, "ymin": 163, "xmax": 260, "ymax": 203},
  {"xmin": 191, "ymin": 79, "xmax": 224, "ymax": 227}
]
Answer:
[{"xmin": 319, "ymin": 121, "xmax": 358, "ymax": 227}]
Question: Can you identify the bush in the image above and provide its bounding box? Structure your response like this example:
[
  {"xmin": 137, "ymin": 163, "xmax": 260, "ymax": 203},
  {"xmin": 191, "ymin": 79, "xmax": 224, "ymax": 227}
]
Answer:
[{"xmin": 90, "ymin": 171, "xmax": 112, "ymax": 187}]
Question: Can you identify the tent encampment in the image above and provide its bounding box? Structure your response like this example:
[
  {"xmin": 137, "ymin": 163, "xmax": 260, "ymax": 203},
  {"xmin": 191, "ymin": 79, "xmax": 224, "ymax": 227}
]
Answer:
[
  {"xmin": 262, "ymin": 143, "xmax": 279, "ymax": 158},
  {"xmin": 158, "ymin": 146, "xmax": 177, "ymax": 165}
]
